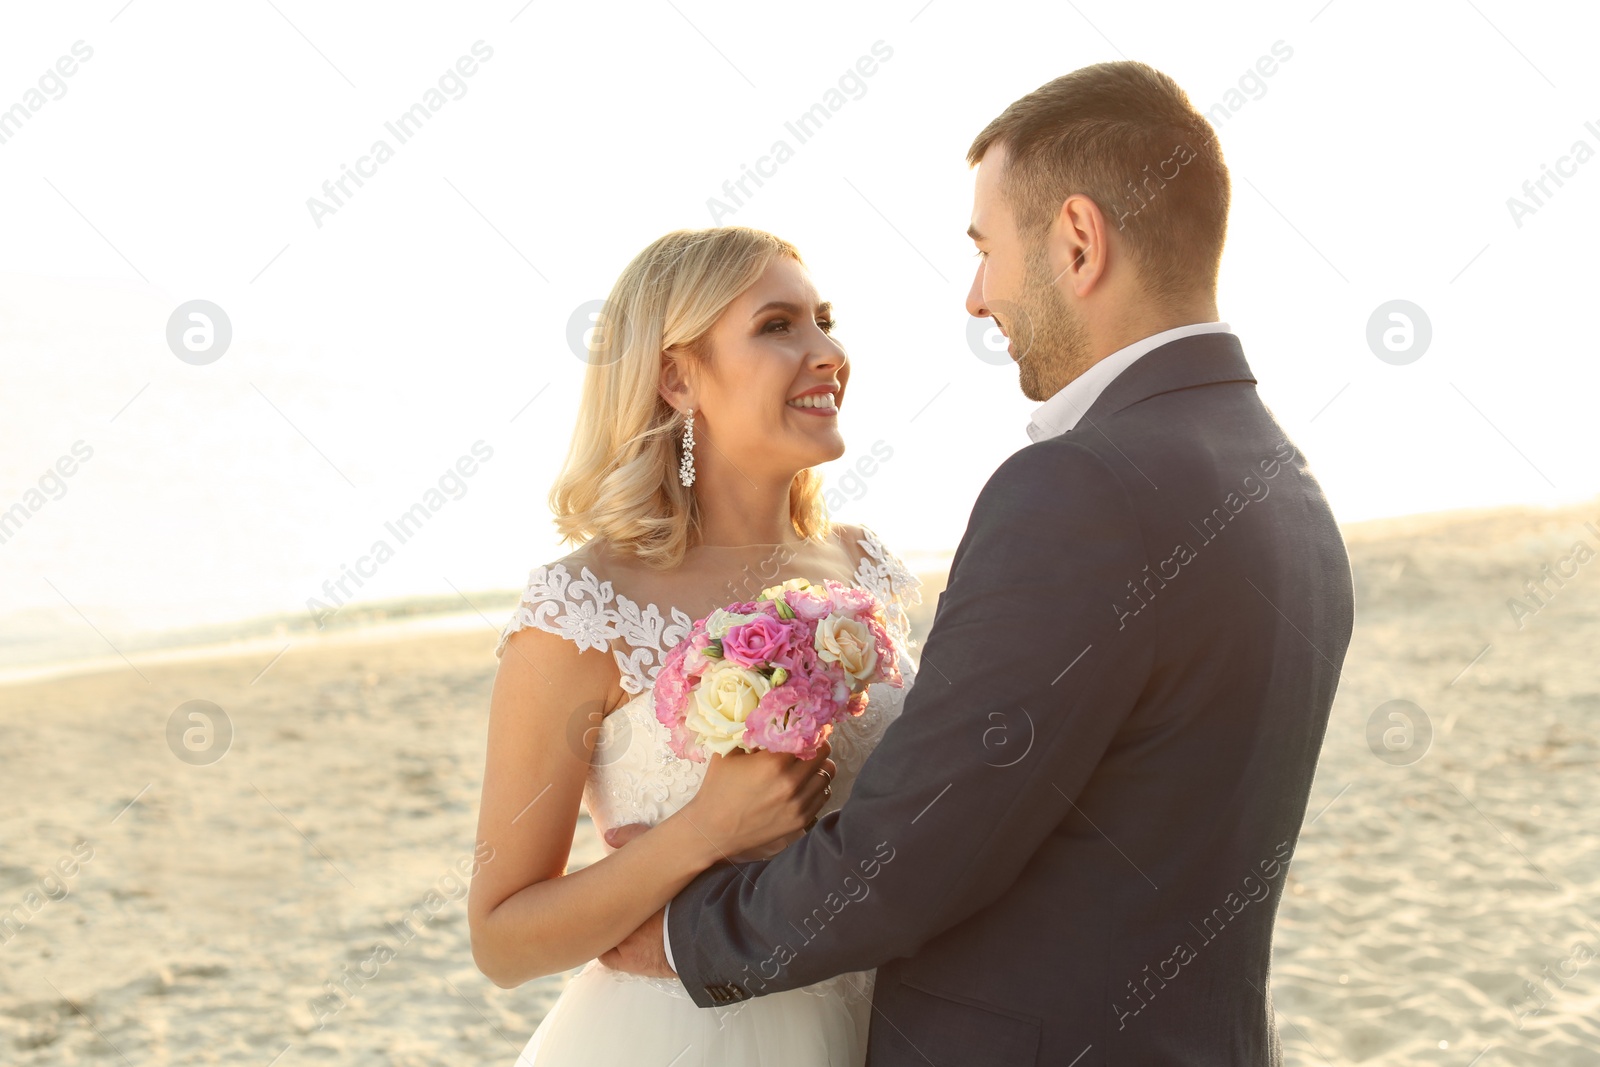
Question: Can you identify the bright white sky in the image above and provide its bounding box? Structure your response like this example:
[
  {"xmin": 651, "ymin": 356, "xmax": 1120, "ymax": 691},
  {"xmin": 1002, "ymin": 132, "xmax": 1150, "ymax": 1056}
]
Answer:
[{"xmin": 1, "ymin": 0, "xmax": 1596, "ymax": 645}]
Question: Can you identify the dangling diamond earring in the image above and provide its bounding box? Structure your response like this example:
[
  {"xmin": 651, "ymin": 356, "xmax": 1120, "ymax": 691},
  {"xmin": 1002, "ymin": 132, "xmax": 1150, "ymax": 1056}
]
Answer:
[{"xmin": 678, "ymin": 408, "xmax": 697, "ymax": 487}]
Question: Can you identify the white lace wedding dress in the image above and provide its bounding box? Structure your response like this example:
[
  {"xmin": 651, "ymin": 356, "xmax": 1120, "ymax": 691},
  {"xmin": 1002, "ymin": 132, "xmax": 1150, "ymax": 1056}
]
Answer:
[{"xmin": 494, "ymin": 524, "xmax": 923, "ymax": 1066}]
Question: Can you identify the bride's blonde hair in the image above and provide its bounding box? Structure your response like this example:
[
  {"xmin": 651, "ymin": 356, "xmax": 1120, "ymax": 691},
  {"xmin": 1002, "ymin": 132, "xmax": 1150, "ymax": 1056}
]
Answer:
[{"xmin": 550, "ymin": 227, "xmax": 831, "ymax": 569}]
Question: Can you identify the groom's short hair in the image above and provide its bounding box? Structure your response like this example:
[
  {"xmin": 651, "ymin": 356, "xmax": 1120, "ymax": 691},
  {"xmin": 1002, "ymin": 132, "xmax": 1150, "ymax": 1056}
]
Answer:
[{"xmin": 968, "ymin": 61, "xmax": 1230, "ymax": 310}]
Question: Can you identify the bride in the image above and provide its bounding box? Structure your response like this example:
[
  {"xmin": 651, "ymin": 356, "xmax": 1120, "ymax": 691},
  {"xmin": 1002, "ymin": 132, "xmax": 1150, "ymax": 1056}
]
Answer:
[{"xmin": 468, "ymin": 226, "xmax": 924, "ymax": 1065}]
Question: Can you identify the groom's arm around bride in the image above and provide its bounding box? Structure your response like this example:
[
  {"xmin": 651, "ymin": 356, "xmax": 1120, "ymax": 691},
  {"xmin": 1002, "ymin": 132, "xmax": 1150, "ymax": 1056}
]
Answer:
[{"xmin": 621, "ymin": 62, "xmax": 1356, "ymax": 1066}]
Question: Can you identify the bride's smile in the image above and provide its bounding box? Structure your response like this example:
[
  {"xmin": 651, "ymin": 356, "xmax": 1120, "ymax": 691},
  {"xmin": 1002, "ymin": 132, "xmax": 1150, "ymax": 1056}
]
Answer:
[{"xmin": 786, "ymin": 385, "xmax": 840, "ymax": 415}]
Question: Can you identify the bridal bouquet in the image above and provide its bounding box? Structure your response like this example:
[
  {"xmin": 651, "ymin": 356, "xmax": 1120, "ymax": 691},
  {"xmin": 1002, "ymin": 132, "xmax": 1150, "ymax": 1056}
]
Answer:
[{"xmin": 653, "ymin": 578, "xmax": 904, "ymax": 762}]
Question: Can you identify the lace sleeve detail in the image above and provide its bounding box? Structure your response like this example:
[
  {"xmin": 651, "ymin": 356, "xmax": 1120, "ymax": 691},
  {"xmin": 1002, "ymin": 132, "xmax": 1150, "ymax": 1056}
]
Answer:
[
  {"xmin": 495, "ymin": 561, "xmax": 693, "ymax": 695},
  {"xmin": 849, "ymin": 523, "xmax": 923, "ymax": 643},
  {"xmin": 496, "ymin": 562, "xmax": 618, "ymax": 657}
]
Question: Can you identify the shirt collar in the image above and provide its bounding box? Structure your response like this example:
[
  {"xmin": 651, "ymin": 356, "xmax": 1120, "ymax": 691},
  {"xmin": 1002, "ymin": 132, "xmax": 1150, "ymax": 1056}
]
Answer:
[{"xmin": 1025, "ymin": 321, "xmax": 1234, "ymax": 442}]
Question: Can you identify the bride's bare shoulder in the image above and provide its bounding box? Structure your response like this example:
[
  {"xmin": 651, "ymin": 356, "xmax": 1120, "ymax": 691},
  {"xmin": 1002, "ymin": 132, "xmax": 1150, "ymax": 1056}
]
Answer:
[
  {"xmin": 549, "ymin": 536, "xmax": 604, "ymax": 569},
  {"xmin": 533, "ymin": 537, "xmax": 634, "ymax": 582},
  {"xmin": 839, "ymin": 520, "xmax": 908, "ymax": 559},
  {"xmin": 831, "ymin": 520, "xmax": 874, "ymax": 565},
  {"xmin": 563, "ymin": 536, "xmax": 652, "ymax": 586},
  {"xmin": 831, "ymin": 520, "xmax": 863, "ymax": 542}
]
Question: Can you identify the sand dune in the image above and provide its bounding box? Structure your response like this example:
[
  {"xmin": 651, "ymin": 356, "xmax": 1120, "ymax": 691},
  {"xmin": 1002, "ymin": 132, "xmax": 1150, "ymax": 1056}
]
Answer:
[{"xmin": 2, "ymin": 500, "xmax": 1596, "ymax": 1064}]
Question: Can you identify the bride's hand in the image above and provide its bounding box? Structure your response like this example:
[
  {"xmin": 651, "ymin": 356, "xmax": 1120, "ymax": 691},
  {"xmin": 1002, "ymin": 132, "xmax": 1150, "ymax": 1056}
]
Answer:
[{"xmin": 682, "ymin": 742, "xmax": 835, "ymax": 861}]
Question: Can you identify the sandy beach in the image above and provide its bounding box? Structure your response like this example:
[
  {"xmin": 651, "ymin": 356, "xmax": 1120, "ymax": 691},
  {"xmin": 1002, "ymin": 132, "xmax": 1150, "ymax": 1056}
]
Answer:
[{"xmin": 3, "ymin": 500, "xmax": 1598, "ymax": 1065}]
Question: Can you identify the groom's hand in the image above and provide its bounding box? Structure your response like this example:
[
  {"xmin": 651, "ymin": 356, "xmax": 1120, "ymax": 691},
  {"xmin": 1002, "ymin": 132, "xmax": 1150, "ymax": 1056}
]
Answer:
[
  {"xmin": 602, "ymin": 823, "xmax": 651, "ymax": 850},
  {"xmin": 598, "ymin": 906, "xmax": 675, "ymax": 978}
]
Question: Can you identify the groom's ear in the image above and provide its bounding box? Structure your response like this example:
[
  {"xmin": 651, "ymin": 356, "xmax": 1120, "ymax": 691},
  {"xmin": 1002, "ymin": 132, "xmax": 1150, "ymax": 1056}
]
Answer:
[{"xmin": 1052, "ymin": 193, "xmax": 1110, "ymax": 296}]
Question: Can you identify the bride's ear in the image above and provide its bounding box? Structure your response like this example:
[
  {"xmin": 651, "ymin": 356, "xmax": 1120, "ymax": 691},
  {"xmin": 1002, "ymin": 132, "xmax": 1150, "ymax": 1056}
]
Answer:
[{"xmin": 658, "ymin": 350, "xmax": 695, "ymax": 412}]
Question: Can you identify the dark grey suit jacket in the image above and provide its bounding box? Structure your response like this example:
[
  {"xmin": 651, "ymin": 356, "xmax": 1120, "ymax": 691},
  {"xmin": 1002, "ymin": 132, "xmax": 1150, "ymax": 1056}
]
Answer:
[{"xmin": 667, "ymin": 331, "xmax": 1356, "ymax": 1066}]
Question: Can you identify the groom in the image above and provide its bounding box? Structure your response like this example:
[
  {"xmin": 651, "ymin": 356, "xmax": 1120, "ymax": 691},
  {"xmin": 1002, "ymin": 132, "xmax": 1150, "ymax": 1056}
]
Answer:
[{"xmin": 608, "ymin": 60, "xmax": 1354, "ymax": 1064}]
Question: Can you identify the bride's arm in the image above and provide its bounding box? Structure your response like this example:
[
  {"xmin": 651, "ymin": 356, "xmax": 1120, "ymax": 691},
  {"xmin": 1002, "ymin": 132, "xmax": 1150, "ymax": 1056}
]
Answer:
[{"xmin": 467, "ymin": 624, "xmax": 828, "ymax": 989}]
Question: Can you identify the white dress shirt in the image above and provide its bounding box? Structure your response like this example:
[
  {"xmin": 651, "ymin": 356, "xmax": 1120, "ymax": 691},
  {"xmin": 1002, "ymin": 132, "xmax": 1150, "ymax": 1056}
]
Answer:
[
  {"xmin": 1025, "ymin": 321, "xmax": 1233, "ymax": 442},
  {"xmin": 660, "ymin": 323, "xmax": 1234, "ymax": 982},
  {"xmin": 664, "ymin": 899, "xmax": 677, "ymax": 974}
]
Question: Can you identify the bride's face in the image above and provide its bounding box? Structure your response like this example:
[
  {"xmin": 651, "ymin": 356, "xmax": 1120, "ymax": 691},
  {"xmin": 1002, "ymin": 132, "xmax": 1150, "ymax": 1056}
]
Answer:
[{"xmin": 688, "ymin": 257, "xmax": 850, "ymax": 476}]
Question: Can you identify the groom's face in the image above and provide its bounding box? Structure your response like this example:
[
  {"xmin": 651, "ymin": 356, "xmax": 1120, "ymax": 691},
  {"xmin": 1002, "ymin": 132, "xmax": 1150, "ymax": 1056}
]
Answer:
[{"xmin": 966, "ymin": 142, "xmax": 1090, "ymax": 402}]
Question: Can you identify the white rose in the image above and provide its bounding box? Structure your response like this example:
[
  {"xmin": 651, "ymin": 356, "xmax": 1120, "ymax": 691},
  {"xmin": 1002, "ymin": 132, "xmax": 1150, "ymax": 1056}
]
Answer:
[
  {"xmin": 760, "ymin": 577, "xmax": 812, "ymax": 601},
  {"xmin": 814, "ymin": 615, "xmax": 878, "ymax": 685},
  {"xmin": 686, "ymin": 660, "xmax": 772, "ymax": 755},
  {"xmin": 705, "ymin": 608, "xmax": 765, "ymax": 640}
]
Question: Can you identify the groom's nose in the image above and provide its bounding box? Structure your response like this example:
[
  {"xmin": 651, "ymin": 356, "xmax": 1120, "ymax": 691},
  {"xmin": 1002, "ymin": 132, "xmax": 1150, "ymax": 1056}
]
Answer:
[{"xmin": 966, "ymin": 265, "xmax": 989, "ymax": 320}]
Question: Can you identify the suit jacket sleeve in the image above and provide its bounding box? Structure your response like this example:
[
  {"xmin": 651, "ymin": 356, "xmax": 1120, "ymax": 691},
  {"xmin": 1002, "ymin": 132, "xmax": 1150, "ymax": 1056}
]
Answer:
[{"xmin": 667, "ymin": 440, "xmax": 1155, "ymax": 1006}]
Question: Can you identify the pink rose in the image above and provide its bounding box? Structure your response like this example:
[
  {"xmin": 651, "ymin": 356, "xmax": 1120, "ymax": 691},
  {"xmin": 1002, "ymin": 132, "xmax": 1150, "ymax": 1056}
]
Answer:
[{"xmin": 720, "ymin": 614, "xmax": 798, "ymax": 668}]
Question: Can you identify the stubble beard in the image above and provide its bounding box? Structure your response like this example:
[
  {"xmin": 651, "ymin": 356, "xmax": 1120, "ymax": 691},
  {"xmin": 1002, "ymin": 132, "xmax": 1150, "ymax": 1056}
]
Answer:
[{"xmin": 1011, "ymin": 238, "xmax": 1092, "ymax": 403}]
